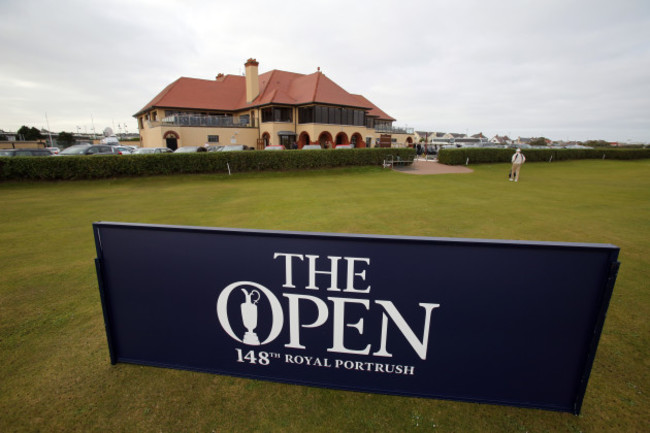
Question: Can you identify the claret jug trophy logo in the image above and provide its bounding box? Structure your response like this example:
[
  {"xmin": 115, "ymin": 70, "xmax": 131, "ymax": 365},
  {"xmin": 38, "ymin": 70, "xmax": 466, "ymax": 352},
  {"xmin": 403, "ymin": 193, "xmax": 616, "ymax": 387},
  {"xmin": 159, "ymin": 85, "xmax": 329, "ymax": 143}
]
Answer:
[
  {"xmin": 240, "ymin": 288, "xmax": 260, "ymax": 345},
  {"xmin": 216, "ymin": 280, "xmax": 284, "ymax": 347}
]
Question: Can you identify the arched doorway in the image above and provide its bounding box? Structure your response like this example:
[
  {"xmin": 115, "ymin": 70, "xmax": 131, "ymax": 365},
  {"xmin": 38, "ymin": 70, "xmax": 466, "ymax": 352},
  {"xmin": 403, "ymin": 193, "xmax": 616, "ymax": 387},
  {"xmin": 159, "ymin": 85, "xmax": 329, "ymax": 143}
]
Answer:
[
  {"xmin": 335, "ymin": 132, "xmax": 348, "ymax": 146},
  {"xmin": 298, "ymin": 132, "xmax": 311, "ymax": 149},
  {"xmin": 261, "ymin": 132, "xmax": 271, "ymax": 147},
  {"xmin": 351, "ymin": 133, "xmax": 364, "ymax": 148},
  {"xmin": 318, "ymin": 131, "xmax": 333, "ymax": 149},
  {"xmin": 163, "ymin": 130, "xmax": 179, "ymax": 150},
  {"xmin": 406, "ymin": 137, "xmax": 413, "ymax": 145}
]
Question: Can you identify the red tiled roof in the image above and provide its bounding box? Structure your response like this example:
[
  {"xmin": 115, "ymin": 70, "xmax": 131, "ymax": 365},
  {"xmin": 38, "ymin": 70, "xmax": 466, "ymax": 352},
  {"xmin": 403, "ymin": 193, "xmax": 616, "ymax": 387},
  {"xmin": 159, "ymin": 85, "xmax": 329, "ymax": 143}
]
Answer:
[
  {"xmin": 350, "ymin": 94, "xmax": 395, "ymax": 121},
  {"xmin": 136, "ymin": 75, "xmax": 246, "ymax": 115},
  {"xmin": 135, "ymin": 69, "xmax": 390, "ymax": 119}
]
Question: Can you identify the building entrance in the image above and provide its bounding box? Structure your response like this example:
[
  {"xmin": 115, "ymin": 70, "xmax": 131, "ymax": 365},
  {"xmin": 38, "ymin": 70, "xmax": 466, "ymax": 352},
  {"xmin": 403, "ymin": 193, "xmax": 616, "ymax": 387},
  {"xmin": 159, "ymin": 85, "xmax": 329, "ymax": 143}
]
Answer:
[{"xmin": 166, "ymin": 138, "xmax": 178, "ymax": 150}]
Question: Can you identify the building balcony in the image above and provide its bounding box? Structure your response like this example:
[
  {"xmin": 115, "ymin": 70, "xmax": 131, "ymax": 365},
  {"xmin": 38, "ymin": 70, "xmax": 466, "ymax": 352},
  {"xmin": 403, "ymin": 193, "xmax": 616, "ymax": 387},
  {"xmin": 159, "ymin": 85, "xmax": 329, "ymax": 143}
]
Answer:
[
  {"xmin": 375, "ymin": 125, "xmax": 414, "ymax": 134},
  {"xmin": 160, "ymin": 114, "xmax": 257, "ymax": 128}
]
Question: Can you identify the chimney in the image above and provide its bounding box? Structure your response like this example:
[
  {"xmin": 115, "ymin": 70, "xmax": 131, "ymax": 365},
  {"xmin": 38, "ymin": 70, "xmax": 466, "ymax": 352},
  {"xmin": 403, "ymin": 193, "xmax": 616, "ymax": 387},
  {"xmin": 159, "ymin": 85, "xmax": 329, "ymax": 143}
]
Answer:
[
  {"xmin": 245, "ymin": 58, "xmax": 259, "ymax": 103},
  {"xmin": 216, "ymin": 73, "xmax": 225, "ymax": 81}
]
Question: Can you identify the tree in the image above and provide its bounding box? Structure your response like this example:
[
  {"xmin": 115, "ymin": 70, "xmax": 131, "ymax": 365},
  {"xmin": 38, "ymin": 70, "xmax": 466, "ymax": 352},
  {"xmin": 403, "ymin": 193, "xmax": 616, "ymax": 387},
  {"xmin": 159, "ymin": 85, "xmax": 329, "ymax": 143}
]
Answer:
[
  {"xmin": 583, "ymin": 140, "xmax": 610, "ymax": 147},
  {"xmin": 57, "ymin": 131, "xmax": 75, "ymax": 147},
  {"xmin": 17, "ymin": 126, "xmax": 43, "ymax": 141},
  {"xmin": 529, "ymin": 137, "xmax": 549, "ymax": 147}
]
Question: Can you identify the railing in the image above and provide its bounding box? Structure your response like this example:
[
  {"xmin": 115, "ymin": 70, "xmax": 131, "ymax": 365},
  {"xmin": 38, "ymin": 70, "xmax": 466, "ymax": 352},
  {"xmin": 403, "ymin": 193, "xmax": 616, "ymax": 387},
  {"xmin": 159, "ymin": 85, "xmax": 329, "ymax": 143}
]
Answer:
[
  {"xmin": 375, "ymin": 125, "xmax": 415, "ymax": 134},
  {"xmin": 161, "ymin": 114, "xmax": 256, "ymax": 128}
]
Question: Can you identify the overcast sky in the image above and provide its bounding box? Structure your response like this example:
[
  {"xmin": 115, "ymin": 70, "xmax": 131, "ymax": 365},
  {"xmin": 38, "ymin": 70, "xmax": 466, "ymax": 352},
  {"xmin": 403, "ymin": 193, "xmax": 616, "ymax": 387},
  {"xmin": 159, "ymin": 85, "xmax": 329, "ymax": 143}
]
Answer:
[{"xmin": 1, "ymin": 0, "xmax": 649, "ymax": 142}]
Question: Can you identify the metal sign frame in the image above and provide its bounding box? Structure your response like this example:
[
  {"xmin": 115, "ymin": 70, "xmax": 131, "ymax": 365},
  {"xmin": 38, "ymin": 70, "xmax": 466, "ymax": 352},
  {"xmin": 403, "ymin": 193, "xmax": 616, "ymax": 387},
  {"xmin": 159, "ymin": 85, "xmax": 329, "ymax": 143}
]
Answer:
[{"xmin": 93, "ymin": 222, "xmax": 619, "ymax": 414}]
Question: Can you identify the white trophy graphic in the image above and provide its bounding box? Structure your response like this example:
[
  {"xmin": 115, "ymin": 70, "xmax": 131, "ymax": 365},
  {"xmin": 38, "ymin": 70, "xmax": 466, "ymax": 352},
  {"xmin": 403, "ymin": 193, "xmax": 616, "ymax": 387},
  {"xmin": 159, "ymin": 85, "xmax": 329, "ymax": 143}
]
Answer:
[{"xmin": 240, "ymin": 288, "xmax": 261, "ymax": 345}]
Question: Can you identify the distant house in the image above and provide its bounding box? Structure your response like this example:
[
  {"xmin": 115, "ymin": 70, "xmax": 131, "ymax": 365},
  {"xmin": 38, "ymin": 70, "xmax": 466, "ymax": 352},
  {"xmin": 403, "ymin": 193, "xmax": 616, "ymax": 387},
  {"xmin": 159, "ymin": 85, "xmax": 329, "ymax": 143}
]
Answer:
[
  {"xmin": 471, "ymin": 132, "xmax": 488, "ymax": 143},
  {"xmin": 414, "ymin": 131, "xmax": 432, "ymax": 143},
  {"xmin": 516, "ymin": 137, "xmax": 532, "ymax": 145},
  {"xmin": 443, "ymin": 132, "xmax": 467, "ymax": 140},
  {"xmin": 0, "ymin": 129, "xmax": 17, "ymax": 141},
  {"xmin": 490, "ymin": 135, "xmax": 513, "ymax": 145},
  {"xmin": 429, "ymin": 132, "xmax": 448, "ymax": 143}
]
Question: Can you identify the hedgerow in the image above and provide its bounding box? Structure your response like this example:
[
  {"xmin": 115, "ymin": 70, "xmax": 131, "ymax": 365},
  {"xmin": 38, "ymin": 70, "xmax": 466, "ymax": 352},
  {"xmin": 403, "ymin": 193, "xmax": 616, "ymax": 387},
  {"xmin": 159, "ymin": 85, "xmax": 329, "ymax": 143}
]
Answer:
[
  {"xmin": 0, "ymin": 148, "xmax": 415, "ymax": 181},
  {"xmin": 437, "ymin": 148, "xmax": 650, "ymax": 165}
]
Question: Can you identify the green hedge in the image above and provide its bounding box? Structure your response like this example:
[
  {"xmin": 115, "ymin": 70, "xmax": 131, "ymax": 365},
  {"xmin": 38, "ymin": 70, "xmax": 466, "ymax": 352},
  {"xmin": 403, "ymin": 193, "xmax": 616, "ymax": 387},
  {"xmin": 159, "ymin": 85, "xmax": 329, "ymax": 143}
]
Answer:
[
  {"xmin": 438, "ymin": 148, "xmax": 650, "ymax": 165},
  {"xmin": 0, "ymin": 148, "xmax": 415, "ymax": 181}
]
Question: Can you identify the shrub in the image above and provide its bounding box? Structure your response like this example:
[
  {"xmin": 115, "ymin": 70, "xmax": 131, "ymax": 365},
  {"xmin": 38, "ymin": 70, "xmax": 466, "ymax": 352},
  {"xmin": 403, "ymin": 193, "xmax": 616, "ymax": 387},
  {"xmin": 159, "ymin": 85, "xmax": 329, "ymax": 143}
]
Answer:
[
  {"xmin": 438, "ymin": 148, "xmax": 650, "ymax": 165},
  {"xmin": 0, "ymin": 148, "xmax": 415, "ymax": 181}
]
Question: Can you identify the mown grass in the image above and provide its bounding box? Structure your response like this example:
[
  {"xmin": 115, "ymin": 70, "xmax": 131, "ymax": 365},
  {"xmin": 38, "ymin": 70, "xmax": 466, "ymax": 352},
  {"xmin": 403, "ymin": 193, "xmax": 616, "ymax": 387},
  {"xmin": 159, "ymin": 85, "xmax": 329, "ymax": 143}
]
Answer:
[{"xmin": 1, "ymin": 160, "xmax": 648, "ymax": 432}]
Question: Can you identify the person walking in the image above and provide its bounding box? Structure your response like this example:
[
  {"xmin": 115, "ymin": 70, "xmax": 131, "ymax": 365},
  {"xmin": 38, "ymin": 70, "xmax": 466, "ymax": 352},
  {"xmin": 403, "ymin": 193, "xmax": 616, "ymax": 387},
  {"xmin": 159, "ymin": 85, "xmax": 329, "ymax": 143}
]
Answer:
[{"xmin": 510, "ymin": 148, "xmax": 526, "ymax": 182}]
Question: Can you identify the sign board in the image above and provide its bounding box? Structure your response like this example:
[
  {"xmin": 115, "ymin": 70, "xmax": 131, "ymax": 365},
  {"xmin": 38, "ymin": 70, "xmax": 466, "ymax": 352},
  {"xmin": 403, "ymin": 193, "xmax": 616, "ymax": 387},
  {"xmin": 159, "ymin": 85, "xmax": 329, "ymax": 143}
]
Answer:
[
  {"xmin": 93, "ymin": 222, "xmax": 619, "ymax": 414},
  {"xmin": 379, "ymin": 134, "xmax": 392, "ymax": 147}
]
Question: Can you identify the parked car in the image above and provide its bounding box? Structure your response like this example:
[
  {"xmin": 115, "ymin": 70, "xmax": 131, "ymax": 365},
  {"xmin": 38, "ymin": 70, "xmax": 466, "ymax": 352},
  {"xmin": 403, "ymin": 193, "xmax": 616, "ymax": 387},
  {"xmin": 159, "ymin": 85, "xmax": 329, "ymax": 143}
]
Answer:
[
  {"xmin": 334, "ymin": 144, "xmax": 352, "ymax": 149},
  {"xmin": 301, "ymin": 144, "xmax": 323, "ymax": 150},
  {"xmin": 58, "ymin": 144, "xmax": 119, "ymax": 155},
  {"xmin": 206, "ymin": 145, "xmax": 224, "ymax": 152},
  {"xmin": 46, "ymin": 147, "xmax": 60, "ymax": 155},
  {"xmin": 173, "ymin": 146, "xmax": 207, "ymax": 153},
  {"xmin": 133, "ymin": 147, "xmax": 173, "ymax": 154},
  {"xmin": 264, "ymin": 145, "xmax": 285, "ymax": 151},
  {"xmin": 221, "ymin": 145, "xmax": 252, "ymax": 151},
  {"xmin": 0, "ymin": 148, "xmax": 54, "ymax": 157},
  {"xmin": 425, "ymin": 145, "xmax": 438, "ymax": 155},
  {"xmin": 114, "ymin": 146, "xmax": 135, "ymax": 155}
]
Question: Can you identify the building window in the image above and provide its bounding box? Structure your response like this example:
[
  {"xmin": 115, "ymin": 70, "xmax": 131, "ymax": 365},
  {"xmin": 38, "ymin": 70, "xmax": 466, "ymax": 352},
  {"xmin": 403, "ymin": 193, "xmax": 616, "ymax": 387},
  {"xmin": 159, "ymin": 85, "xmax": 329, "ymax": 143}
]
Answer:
[
  {"xmin": 354, "ymin": 110, "xmax": 365, "ymax": 126},
  {"xmin": 207, "ymin": 135, "xmax": 219, "ymax": 143},
  {"xmin": 151, "ymin": 111, "xmax": 158, "ymax": 121},
  {"xmin": 299, "ymin": 105, "xmax": 366, "ymax": 126},
  {"xmin": 298, "ymin": 106, "xmax": 314, "ymax": 123},
  {"xmin": 328, "ymin": 107, "xmax": 337, "ymax": 124},
  {"xmin": 261, "ymin": 107, "xmax": 292, "ymax": 123},
  {"xmin": 315, "ymin": 106, "xmax": 327, "ymax": 123}
]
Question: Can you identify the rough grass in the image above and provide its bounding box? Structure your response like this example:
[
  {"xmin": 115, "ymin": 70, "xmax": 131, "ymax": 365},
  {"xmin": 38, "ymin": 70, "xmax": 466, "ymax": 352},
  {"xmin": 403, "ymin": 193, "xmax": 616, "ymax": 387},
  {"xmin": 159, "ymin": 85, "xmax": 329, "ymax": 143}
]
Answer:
[{"xmin": 1, "ymin": 160, "xmax": 648, "ymax": 432}]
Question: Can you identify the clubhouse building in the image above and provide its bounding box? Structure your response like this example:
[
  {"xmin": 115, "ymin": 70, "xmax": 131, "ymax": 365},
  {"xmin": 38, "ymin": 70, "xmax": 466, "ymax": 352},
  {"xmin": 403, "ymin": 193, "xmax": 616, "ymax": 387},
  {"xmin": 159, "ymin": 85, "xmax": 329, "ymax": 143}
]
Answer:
[{"xmin": 135, "ymin": 59, "xmax": 414, "ymax": 150}]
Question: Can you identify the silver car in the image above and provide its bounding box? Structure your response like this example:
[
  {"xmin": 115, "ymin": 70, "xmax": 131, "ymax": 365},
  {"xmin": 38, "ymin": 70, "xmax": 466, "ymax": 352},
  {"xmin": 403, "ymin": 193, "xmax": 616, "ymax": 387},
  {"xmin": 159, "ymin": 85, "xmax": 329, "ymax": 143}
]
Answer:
[{"xmin": 134, "ymin": 147, "xmax": 173, "ymax": 154}]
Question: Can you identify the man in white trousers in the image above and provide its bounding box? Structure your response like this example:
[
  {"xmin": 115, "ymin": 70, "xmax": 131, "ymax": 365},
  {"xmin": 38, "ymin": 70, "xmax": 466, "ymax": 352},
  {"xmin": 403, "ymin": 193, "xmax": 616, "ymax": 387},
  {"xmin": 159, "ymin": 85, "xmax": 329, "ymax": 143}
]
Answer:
[{"xmin": 510, "ymin": 148, "xmax": 526, "ymax": 182}]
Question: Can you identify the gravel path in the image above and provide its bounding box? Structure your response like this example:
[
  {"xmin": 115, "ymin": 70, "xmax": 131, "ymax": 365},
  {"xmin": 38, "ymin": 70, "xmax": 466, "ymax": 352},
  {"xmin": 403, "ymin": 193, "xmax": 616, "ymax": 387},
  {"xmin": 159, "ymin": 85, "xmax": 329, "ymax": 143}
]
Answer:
[{"xmin": 391, "ymin": 159, "xmax": 474, "ymax": 175}]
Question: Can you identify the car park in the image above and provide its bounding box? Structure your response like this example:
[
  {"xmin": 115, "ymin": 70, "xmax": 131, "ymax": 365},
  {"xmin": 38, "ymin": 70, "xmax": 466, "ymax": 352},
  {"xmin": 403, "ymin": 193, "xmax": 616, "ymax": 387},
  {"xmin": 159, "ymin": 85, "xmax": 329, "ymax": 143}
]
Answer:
[
  {"xmin": 58, "ymin": 144, "xmax": 119, "ymax": 155},
  {"xmin": 0, "ymin": 148, "xmax": 54, "ymax": 157},
  {"xmin": 133, "ymin": 147, "xmax": 173, "ymax": 154}
]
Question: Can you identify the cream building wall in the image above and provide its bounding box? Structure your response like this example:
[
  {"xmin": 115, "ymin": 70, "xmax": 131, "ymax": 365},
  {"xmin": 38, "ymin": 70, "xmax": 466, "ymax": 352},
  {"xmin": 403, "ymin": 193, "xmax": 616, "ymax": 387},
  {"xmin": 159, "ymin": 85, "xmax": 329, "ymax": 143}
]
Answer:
[
  {"xmin": 138, "ymin": 106, "xmax": 415, "ymax": 149},
  {"xmin": 138, "ymin": 108, "xmax": 262, "ymax": 148}
]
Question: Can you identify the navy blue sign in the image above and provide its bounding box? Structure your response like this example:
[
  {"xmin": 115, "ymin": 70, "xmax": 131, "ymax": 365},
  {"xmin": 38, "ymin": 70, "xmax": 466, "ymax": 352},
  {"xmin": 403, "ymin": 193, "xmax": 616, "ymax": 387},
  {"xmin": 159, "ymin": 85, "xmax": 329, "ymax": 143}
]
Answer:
[{"xmin": 93, "ymin": 222, "xmax": 619, "ymax": 414}]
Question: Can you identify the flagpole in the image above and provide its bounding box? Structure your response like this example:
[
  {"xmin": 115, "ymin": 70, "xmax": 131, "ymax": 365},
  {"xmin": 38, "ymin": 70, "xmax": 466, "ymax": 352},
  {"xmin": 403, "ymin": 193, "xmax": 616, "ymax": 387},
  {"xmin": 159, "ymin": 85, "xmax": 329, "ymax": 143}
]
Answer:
[{"xmin": 45, "ymin": 112, "xmax": 54, "ymax": 147}]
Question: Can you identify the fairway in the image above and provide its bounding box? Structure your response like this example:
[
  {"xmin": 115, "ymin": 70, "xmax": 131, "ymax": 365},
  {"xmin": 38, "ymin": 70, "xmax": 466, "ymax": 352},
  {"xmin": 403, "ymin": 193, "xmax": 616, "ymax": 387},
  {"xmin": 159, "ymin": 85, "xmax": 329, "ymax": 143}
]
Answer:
[{"xmin": 1, "ymin": 160, "xmax": 648, "ymax": 432}]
